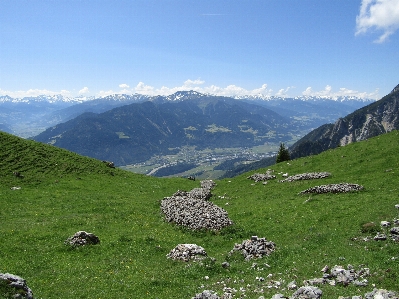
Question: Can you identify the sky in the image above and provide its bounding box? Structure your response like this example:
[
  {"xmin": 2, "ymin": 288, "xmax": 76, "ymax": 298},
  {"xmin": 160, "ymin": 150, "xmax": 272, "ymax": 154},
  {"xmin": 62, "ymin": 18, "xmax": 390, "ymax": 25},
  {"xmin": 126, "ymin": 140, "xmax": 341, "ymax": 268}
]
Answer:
[{"xmin": 0, "ymin": 0, "xmax": 398, "ymax": 100}]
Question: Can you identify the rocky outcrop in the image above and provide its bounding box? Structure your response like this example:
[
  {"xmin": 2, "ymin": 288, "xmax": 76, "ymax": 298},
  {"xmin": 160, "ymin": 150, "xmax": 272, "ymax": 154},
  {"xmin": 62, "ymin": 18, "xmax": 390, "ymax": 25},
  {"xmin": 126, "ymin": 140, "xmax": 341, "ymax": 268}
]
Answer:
[{"xmin": 290, "ymin": 84, "xmax": 399, "ymax": 159}]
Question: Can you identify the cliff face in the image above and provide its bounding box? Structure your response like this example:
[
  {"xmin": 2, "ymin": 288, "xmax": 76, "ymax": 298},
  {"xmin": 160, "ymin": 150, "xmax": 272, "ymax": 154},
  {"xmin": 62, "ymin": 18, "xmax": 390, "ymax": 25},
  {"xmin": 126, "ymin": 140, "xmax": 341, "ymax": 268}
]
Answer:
[{"xmin": 290, "ymin": 84, "xmax": 399, "ymax": 159}]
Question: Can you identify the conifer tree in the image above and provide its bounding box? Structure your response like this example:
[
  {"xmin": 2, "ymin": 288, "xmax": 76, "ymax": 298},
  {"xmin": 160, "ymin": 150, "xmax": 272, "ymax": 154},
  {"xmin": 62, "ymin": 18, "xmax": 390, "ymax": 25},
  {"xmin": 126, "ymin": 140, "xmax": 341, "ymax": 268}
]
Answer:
[{"xmin": 276, "ymin": 143, "xmax": 290, "ymax": 163}]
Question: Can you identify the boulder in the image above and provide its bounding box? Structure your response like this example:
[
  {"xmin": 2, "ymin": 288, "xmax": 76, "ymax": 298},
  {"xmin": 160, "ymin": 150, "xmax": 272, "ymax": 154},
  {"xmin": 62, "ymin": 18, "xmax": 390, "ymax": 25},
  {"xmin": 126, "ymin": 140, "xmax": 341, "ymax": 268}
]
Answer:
[{"xmin": 0, "ymin": 273, "xmax": 34, "ymax": 299}]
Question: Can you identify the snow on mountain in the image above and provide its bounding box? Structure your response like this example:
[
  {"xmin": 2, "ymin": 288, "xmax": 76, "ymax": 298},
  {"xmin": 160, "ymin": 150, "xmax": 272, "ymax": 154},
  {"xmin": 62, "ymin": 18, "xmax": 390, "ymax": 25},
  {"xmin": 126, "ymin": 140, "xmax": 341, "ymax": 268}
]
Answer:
[
  {"xmin": 234, "ymin": 94, "xmax": 376, "ymax": 103},
  {"xmin": 0, "ymin": 91, "xmax": 376, "ymax": 105},
  {"xmin": 98, "ymin": 93, "xmax": 151, "ymax": 102}
]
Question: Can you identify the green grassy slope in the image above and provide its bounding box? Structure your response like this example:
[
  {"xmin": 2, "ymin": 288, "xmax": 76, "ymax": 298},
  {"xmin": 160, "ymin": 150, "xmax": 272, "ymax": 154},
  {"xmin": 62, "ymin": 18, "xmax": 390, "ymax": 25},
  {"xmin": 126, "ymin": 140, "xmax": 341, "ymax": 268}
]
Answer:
[{"xmin": 1, "ymin": 131, "xmax": 399, "ymax": 298}]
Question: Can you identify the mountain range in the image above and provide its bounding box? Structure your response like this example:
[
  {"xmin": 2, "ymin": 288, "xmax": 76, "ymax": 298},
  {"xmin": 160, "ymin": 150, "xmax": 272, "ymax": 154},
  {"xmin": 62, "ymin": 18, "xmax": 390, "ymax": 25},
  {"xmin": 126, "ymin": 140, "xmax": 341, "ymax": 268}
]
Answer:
[
  {"xmin": 33, "ymin": 95, "xmax": 298, "ymax": 165},
  {"xmin": 222, "ymin": 84, "xmax": 399, "ymax": 178},
  {"xmin": 0, "ymin": 92, "xmax": 374, "ymax": 138}
]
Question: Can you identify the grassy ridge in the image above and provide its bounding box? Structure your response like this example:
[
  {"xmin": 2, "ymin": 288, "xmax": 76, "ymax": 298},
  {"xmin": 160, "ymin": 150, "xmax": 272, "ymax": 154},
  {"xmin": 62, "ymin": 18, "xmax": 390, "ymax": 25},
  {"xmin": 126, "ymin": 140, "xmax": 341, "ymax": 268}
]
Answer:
[{"xmin": 0, "ymin": 131, "xmax": 399, "ymax": 298}]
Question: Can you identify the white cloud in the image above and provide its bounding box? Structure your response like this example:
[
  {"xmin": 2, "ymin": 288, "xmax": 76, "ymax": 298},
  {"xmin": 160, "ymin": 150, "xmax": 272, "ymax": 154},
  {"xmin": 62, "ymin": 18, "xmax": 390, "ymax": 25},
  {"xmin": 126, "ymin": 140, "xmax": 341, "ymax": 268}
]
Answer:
[
  {"xmin": 126, "ymin": 80, "xmax": 274, "ymax": 98},
  {"xmin": 356, "ymin": 0, "xmax": 399, "ymax": 43},
  {"xmin": 79, "ymin": 87, "xmax": 89, "ymax": 94},
  {"xmin": 119, "ymin": 83, "xmax": 130, "ymax": 88},
  {"xmin": 302, "ymin": 85, "xmax": 379, "ymax": 99},
  {"xmin": 275, "ymin": 86, "xmax": 294, "ymax": 97},
  {"xmin": 98, "ymin": 89, "xmax": 117, "ymax": 97},
  {"xmin": 135, "ymin": 82, "xmax": 155, "ymax": 95}
]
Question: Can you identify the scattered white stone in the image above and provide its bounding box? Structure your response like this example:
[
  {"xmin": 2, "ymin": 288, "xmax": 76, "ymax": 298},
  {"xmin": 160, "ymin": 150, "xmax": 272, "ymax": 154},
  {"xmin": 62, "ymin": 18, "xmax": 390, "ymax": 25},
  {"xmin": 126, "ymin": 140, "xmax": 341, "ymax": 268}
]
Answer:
[
  {"xmin": 167, "ymin": 244, "xmax": 207, "ymax": 262},
  {"xmin": 280, "ymin": 172, "xmax": 331, "ymax": 183},
  {"xmin": 299, "ymin": 183, "xmax": 364, "ymax": 194}
]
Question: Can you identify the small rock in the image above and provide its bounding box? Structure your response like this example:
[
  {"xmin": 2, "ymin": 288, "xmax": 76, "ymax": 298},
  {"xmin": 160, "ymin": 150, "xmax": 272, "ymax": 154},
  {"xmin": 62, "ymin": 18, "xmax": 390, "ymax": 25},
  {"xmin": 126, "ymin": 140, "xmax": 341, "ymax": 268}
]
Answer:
[
  {"xmin": 381, "ymin": 221, "xmax": 391, "ymax": 227},
  {"xmin": 192, "ymin": 290, "xmax": 220, "ymax": 299},
  {"xmin": 292, "ymin": 286, "xmax": 322, "ymax": 299},
  {"xmin": 65, "ymin": 231, "xmax": 100, "ymax": 246},
  {"xmin": 222, "ymin": 262, "xmax": 230, "ymax": 268},
  {"xmin": 374, "ymin": 233, "xmax": 387, "ymax": 241}
]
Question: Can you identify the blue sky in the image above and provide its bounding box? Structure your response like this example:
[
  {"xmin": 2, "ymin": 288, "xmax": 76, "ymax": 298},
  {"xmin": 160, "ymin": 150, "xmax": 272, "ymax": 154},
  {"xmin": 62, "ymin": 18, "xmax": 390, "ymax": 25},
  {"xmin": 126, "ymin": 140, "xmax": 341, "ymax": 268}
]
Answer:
[{"xmin": 0, "ymin": 0, "xmax": 398, "ymax": 99}]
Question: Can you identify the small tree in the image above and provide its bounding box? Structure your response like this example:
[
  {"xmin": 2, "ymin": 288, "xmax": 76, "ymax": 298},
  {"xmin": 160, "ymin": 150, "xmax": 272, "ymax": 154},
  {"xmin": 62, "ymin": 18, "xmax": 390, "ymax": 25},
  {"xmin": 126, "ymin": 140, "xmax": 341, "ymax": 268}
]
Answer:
[{"xmin": 276, "ymin": 143, "xmax": 290, "ymax": 163}]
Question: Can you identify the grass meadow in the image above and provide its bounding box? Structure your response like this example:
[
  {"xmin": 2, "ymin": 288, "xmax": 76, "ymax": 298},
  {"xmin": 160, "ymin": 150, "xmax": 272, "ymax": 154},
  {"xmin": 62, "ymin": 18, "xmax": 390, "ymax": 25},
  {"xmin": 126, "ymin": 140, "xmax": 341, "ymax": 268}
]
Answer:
[{"xmin": 0, "ymin": 130, "xmax": 398, "ymax": 298}]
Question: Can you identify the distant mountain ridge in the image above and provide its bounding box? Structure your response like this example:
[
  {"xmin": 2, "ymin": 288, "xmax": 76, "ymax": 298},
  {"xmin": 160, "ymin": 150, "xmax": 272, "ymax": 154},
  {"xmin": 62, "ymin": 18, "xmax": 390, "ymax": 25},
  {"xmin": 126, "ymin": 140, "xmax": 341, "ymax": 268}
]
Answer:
[
  {"xmin": 0, "ymin": 91, "xmax": 375, "ymax": 104},
  {"xmin": 290, "ymin": 84, "xmax": 399, "ymax": 159},
  {"xmin": 0, "ymin": 91, "xmax": 375, "ymax": 138}
]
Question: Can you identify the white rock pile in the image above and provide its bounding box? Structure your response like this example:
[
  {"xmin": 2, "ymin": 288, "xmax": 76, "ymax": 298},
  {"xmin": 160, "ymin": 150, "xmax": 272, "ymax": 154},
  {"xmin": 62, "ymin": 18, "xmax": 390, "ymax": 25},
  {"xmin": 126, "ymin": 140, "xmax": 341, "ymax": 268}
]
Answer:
[
  {"xmin": 280, "ymin": 172, "xmax": 331, "ymax": 183},
  {"xmin": 372, "ymin": 220, "xmax": 399, "ymax": 242},
  {"xmin": 167, "ymin": 244, "xmax": 207, "ymax": 262},
  {"xmin": 304, "ymin": 264, "xmax": 369, "ymax": 287},
  {"xmin": 192, "ymin": 290, "xmax": 220, "ymax": 299},
  {"xmin": 229, "ymin": 236, "xmax": 276, "ymax": 261},
  {"xmin": 291, "ymin": 286, "xmax": 322, "ymax": 299},
  {"xmin": 161, "ymin": 181, "xmax": 233, "ymax": 230},
  {"xmin": 299, "ymin": 183, "xmax": 364, "ymax": 194},
  {"xmin": 364, "ymin": 288, "xmax": 399, "ymax": 299},
  {"xmin": 201, "ymin": 180, "xmax": 217, "ymax": 191},
  {"xmin": 65, "ymin": 231, "xmax": 100, "ymax": 246},
  {"xmin": 247, "ymin": 170, "xmax": 276, "ymax": 182},
  {"xmin": 0, "ymin": 273, "xmax": 34, "ymax": 299}
]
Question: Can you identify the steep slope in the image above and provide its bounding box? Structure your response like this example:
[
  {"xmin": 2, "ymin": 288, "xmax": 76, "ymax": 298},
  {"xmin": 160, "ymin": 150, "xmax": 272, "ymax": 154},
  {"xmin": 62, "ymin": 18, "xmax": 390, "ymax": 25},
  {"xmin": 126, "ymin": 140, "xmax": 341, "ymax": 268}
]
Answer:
[
  {"xmin": 290, "ymin": 84, "xmax": 399, "ymax": 158},
  {"xmin": 33, "ymin": 96, "xmax": 297, "ymax": 165},
  {"xmin": 0, "ymin": 131, "xmax": 120, "ymax": 185}
]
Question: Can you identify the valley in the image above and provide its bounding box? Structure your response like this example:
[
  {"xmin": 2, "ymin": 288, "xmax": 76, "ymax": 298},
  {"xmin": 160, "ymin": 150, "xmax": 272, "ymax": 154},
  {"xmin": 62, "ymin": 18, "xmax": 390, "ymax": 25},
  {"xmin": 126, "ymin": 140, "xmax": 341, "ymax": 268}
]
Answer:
[
  {"xmin": 121, "ymin": 136, "xmax": 302, "ymax": 179},
  {"xmin": 121, "ymin": 144, "xmax": 279, "ymax": 178}
]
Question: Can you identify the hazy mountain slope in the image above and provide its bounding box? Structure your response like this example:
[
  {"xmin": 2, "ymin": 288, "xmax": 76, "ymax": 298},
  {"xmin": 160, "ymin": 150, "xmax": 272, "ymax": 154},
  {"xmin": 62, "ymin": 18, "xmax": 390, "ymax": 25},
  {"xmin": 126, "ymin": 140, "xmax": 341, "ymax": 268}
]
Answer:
[
  {"xmin": 45, "ymin": 94, "xmax": 151, "ymax": 125},
  {"xmin": 290, "ymin": 84, "xmax": 399, "ymax": 159},
  {"xmin": 33, "ymin": 97, "xmax": 296, "ymax": 165},
  {"xmin": 240, "ymin": 97, "xmax": 375, "ymax": 128},
  {"xmin": 0, "ymin": 94, "xmax": 149, "ymax": 137}
]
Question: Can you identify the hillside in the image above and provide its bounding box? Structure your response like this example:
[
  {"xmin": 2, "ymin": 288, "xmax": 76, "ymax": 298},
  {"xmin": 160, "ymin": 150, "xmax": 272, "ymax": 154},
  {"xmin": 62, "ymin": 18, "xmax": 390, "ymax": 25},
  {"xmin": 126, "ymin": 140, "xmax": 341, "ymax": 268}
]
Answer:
[
  {"xmin": 290, "ymin": 84, "xmax": 399, "ymax": 159},
  {"xmin": 1, "ymin": 130, "xmax": 399, "ymax": 298},
  {"xmin": 33, "ymin": 96, "xmax": 297, "ymax": 165}
]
